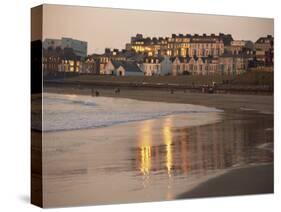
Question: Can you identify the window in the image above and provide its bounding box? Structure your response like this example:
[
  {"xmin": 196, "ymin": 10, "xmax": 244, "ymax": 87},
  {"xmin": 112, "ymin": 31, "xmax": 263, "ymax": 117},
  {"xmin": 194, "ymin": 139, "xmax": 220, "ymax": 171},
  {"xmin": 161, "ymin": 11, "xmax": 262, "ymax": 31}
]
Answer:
[
  {"xmin": 194, "ymin": 65, "xmax": 197, "ymax": 71},
  {"xmin": 69, "ymin": 60, "xmax": 74, "ymax": 66}
]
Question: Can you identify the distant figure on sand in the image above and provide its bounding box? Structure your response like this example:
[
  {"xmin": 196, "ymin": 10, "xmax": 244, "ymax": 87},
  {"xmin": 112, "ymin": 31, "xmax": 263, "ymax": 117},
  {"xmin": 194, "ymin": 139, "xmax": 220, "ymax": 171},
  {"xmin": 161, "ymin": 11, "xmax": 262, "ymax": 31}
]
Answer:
[
  {"xmin": 115, "ymin": 88, "xmax": 120, "ymax": 94},
  {"xmin": 201, "ymin": 85, "xmax": 206, "ymax": 93},
  {"xmin": 95, "ymin": 91, "xmax": 100, "ymax": 96},
  {"xmin": 208, "ymin": 86, "xmax": 214, "ymax": 94}
]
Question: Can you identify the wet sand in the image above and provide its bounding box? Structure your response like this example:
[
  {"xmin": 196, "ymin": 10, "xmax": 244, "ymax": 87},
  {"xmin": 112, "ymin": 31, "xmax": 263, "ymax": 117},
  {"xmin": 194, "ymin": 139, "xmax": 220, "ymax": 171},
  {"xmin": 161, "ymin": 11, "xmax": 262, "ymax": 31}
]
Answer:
[
  {"xmin": 178, "ymin": 164, "xmax": 273, "ymax": 199},
  {"xmin": 45, "ymin": 86, "xmax": 273, "ymax": 114},
  {"xmin": 41, "ymin": 91, "xmax": 274, "ymax": 207}
]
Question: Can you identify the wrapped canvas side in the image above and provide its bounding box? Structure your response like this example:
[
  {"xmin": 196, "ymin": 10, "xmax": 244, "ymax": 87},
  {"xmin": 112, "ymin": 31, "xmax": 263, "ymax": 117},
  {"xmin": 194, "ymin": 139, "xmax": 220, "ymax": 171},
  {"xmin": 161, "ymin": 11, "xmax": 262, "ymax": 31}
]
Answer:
[{"xmin": 31, "ymin": 5, "xmax": 43, "ymax": 208}]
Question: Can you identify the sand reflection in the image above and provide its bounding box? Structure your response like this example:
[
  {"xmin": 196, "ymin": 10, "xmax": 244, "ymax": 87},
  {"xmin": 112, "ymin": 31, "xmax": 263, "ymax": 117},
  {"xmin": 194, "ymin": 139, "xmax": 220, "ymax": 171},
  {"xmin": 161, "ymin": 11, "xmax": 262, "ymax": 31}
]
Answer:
[
  {"xmin": 139, "ymin": 120, "xmax": 153, "ymax": 176},
  {"xmin": 163, "ymin": 117, "xmax": 173, "ymax": 176},
  {"xmin": 136, "ymin": 112, "xmax": 274, "ymax": 183},
  {"xmin": 137, "ymin": 117, "xmax": 178, "ymax": 177}
]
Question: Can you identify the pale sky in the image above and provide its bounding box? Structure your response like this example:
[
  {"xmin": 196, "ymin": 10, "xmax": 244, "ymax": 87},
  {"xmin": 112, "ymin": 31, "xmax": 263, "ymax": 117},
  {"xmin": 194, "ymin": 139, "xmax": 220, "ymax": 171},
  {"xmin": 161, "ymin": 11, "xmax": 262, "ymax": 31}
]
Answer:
[{"xmin": 42, "ymin": 4, "xmax": 274, "ymax": 54}]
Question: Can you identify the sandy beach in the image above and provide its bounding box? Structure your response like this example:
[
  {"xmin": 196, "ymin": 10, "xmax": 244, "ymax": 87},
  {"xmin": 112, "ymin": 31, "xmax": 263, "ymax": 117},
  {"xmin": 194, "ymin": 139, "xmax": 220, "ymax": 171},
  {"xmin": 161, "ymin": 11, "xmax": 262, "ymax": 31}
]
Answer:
[
  {"xmin": 178, "ymin": 164, "xmax": 273, "ymax": 199},
  {"xmin": 41, "ymin": 86, "xmax": 273, "ymax": 207},
  {"xmin": 45, "ymin": 85, "xmax": 273, "ymax": 114}
]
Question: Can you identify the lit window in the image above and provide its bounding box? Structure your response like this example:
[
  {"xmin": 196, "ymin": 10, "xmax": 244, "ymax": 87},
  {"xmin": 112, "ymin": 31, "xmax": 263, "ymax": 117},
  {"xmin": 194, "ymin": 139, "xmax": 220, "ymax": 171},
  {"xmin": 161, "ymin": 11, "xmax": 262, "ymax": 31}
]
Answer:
[{"xmin": 69, "ymin": 60, "xmax": 74, "ymax": 66}]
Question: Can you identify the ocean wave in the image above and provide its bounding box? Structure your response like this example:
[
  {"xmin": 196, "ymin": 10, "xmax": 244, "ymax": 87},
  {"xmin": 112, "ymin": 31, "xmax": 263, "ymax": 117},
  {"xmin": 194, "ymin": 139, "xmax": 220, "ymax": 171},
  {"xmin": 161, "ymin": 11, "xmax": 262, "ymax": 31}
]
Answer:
[{"xmin": 38, "ymin": 93, "xmax": 223, "ymax": 132}]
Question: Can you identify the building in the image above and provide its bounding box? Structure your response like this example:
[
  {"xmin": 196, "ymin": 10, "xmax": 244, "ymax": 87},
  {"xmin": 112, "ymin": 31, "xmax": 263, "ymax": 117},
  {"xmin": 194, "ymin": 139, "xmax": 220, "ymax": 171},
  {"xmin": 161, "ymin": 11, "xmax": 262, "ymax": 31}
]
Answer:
[
  {"xmin": 188, "ymin": 34, "xmax": 224, "ymax": 58},
  {"xmin": 43, "ymin": 37, "xmax": 88, "ymax": 59},
  {"xmin": 218, "ymin": 33, "xmax": 234, "ymax": 46},
  {"xmin": 166, "ymin": 34, "xmax": 191, "ymax": 57},
  {"xmin": 104, "ymin": 60, "xmax": 143, "ymax": 76},
  {"xmin": 185, "ymin": 57, "xmax": 204, "ymax": 75},
  {"xmin": 43, "ymin": 47, "xmax": 82, "ymax": 76},
  {"xmin": 226, "ymin": 40, "xmax": 254, "ymax": 55},
  {"xmin": 129, "ymin": 34, "xmax": 168, "ymax": 56},
  {"xmin": 43, "ymin": 38, "xmax": 61, "ymax": 49},
  {"xmin": 87, "ymin": 48, "xmax": 129, "ymax": 74},
  {"xmin": 254, "ymin": 35, "xmax": 274, "ymax": 66},
  {"xmin": 83, "ymin": 56, "xmax": 99, "ymax": 74},
  {"xmin": 171, "ymin": 56, "xmax": 220, "ymax": 76},
  {"xmin": 140, "ymin": 57, "xmax": 161, "ymax": 76},
  {"xmin": 128, "ymin": 33, "xmax": 227, "ymax": 58},
  {"xmin": 219, "ymin": 49, "xmax": 253, "ymax": 75},
  {"xmin": 171, "ymin": 57, "xmax": 188, "ymax": 76},
  {"xmin": 255, "ymin": 35, "xmax": 273, "ymax": 52},
  {"xmin": 59, "ymin": 48, "xmax": 82, "ymax": 73},
  {"xmin": 43, "ymin": 47, "xmax": 62, "ymax": 76}
]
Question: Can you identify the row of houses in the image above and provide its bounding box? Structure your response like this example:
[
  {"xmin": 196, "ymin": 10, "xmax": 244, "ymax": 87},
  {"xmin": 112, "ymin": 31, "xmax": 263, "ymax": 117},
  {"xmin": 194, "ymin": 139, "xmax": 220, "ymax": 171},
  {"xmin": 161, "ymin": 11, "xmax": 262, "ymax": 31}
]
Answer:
[
  {"xmin": 43, "ymin": 47, "xmax": 82, "ymax": 75},
  {"xmin": 88, "ymin": 51, "xmax": 252, "ymax": 77},
  {"xmin": 42, "ymin": 34, "xmax": 274, "ymax": 77},
  {"xmin": 128, "ymin": 33, "xmax": 273, "ymax": 65},
  {"xmin": 127, "ymin": 33, "xmax": 231, "ymax": 58},
  {"xmin": 82, "ymin": 46, "xmax": 255, "ymax": 76},
  {"xmin": 42, "ymin": 47, "xmax": 267, "ymax": 77}
]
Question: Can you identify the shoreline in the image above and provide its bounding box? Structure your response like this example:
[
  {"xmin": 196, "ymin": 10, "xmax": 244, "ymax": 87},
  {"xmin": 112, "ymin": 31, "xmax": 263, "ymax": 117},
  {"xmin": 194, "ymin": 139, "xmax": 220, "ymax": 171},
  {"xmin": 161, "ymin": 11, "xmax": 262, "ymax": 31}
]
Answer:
[
  {"xmin": 177, "ymin": 163, "xmax": 274, "ymax": 199},
  {"xmin": 44, "ymin": 85, "xmax": 273, "ymax": 114}
]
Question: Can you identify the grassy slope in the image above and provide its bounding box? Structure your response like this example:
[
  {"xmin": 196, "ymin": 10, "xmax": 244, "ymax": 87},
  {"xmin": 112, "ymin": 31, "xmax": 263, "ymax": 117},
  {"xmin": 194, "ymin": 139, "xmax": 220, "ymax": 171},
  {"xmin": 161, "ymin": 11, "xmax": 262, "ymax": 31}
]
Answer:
[{"xmin": 63, "ymin": 71, "xmax": 273, "ymax": 87}]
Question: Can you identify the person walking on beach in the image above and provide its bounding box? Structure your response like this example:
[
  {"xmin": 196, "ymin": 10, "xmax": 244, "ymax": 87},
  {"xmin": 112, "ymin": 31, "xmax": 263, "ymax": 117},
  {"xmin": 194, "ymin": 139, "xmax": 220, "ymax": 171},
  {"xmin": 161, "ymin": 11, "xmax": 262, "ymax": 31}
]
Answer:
[{"xmin": 115, "ymin": 88, "xmax": 120, "ymax": 94}]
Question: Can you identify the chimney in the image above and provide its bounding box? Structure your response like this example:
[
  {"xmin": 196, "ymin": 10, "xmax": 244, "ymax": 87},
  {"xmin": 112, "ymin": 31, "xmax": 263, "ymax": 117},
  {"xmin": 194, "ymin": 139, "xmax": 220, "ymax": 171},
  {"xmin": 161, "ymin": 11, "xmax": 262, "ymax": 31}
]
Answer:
[
  {"xmin": 136, "ymin": 34, "xmax": 143, "ymax": 39},
  {"xmin": 105, "ymin": 48, "xmax": 111, "ymax": 54}
]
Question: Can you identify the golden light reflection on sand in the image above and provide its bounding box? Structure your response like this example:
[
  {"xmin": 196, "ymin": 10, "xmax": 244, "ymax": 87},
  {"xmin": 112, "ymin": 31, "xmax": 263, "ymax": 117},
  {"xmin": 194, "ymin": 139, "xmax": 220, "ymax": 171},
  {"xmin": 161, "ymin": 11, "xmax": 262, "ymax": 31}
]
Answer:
[
  {"xmin": 138, "ymin": 117, "xmax": 175, "ymax": 177},
  {"xmin": 163, "ymin": 117, "xmax": 174, "ymax": 200},
  {"xmin": 137, "ymin": 116, "xmax": 176, "ymax": 199},
  {"xmin": 138, "ymin": 120, "xmax": 153, "ymax": 176},
  {"xmin": 163, "ymin": 117, "xmax": 173, "ymax": 177}
]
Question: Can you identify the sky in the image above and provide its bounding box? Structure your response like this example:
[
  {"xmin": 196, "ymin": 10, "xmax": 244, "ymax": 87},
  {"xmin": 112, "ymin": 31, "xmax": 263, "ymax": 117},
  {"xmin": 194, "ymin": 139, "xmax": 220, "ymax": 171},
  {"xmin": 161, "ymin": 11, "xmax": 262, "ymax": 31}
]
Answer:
[{"xmin": 42, "ymin": 4, "xmax": 274, "ymax": 54}]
